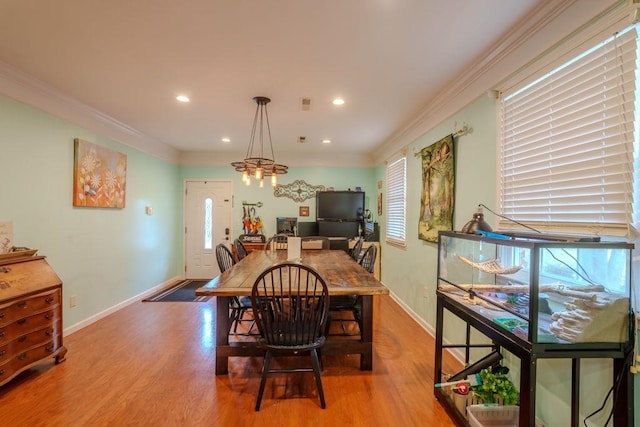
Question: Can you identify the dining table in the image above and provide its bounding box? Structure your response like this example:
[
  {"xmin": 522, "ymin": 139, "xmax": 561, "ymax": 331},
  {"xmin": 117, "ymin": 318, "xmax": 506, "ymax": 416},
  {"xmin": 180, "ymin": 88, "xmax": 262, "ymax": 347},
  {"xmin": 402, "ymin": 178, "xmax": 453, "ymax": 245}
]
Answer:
[{"xmin": 196, "ymin": 248, "xmax": 389, "ymax": 375}]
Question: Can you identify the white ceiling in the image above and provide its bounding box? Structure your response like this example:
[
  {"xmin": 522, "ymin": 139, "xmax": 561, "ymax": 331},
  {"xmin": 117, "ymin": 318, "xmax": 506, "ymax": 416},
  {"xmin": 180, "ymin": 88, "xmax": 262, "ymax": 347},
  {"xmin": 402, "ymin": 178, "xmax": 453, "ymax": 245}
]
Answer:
[{"xmin": 0, "ymin": 0, "xmax": 548, "ymax": 166}]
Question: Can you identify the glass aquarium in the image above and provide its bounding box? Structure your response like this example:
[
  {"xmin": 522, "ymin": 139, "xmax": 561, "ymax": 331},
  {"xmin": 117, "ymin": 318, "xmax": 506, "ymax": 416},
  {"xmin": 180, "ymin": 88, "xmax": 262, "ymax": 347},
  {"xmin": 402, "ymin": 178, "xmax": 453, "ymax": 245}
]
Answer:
[{"xmin": 437, "ymin": 231, "xmax": 633, "ymax": 346}]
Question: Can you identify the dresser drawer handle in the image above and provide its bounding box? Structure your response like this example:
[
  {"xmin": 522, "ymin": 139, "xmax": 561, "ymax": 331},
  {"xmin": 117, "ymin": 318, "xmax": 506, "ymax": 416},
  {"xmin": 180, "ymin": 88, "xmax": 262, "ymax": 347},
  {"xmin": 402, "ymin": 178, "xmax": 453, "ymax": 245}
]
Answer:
[
  {"xmin": 46, "ymin": 345, "xmax": 54, "ymax": 352},
  {"xmin": 17, "ymin": 336, "xmax": 26, "ymax": 343},
  {"xmin": 0, "ymin": 312, "xmax": 4, "ymax": 319},
  {"xmin": 45, "ymin": 330, "xmax": 53, "ymax": 337},
  {"xmin": 17, "ymin": 301, "xmax": 27, "ymax": 309},
  {"xmin": 0, "ymin": 369, "xmax": 4, "ymax": 377},
  {"xmin": 18, "ymin": 353, "xmax": 26, "ymax": 360},
  {"xmin": 0, "ymin": 350, "xmax": 5, "ymax": 357},
  {"xmin": 45, "ymin": 313, "xmax": 53, "ymax": 320},
  {"xmin": 45, "ymin": 297, "xmax": 54, "ymax": 304},
  {"xmin": 0, "ymin": 331, "xmax": 4, "ymax": 338},
  {"xmin": 17, "ymin": 319, "xmax": 26, "ymax": 325}
]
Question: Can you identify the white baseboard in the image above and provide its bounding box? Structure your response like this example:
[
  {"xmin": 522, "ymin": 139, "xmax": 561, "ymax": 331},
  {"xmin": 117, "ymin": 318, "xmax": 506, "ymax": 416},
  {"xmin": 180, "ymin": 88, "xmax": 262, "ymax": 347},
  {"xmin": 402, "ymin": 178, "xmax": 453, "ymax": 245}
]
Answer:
[
  {"xmin": 388, "ymin": 289, "xmax": 464, "ymax": 365},
  {"xmin": 63, "ymin": 276, "xmax": 181, "ymax": 336}
]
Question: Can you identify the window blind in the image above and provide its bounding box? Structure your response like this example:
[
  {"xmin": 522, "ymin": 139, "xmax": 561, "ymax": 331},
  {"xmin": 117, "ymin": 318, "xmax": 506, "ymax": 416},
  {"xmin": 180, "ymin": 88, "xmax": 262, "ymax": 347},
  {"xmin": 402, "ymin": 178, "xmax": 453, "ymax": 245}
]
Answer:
[
  {"xmin": 498, "ymin": 26, "xmax": 638, "ymax": 236},
  {"xmin": 386, "ymin": 156, "xmax": 406, "ymax": 246}
]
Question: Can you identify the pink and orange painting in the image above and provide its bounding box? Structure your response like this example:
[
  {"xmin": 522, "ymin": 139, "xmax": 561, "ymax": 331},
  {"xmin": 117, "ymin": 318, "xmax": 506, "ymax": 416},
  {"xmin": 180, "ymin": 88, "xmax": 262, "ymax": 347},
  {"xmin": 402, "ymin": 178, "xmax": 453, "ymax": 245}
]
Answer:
[{"xmin": 73, "ymin": 138, "xmax": 127, "ymax": 208}]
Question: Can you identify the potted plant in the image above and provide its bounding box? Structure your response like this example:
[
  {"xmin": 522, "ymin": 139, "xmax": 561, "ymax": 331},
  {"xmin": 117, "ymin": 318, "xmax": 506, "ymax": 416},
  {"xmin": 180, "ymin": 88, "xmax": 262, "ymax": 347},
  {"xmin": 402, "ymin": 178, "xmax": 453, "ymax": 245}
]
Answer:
[{"xmin": 471, "ymin": 366, "xmax": 519, "ymax": 406}]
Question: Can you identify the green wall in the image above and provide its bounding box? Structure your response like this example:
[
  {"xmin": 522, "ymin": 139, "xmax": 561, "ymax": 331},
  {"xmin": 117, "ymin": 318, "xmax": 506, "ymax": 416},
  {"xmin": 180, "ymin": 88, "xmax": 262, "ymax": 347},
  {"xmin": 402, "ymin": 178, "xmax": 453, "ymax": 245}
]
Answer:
[
  {"xmin": 377, "ymin": 94, "xmax": 640, "ymax": 426},
  {"xmin": 0, "ymin": 95, "xmax": 182, "ymax": 329},
  {"xmin": 180, "ymin": 166, "xmax": 377, "ymax": 239},
  {"xmin": 380, "ymin": 95, "xmax": 498, "ymax": 329}
]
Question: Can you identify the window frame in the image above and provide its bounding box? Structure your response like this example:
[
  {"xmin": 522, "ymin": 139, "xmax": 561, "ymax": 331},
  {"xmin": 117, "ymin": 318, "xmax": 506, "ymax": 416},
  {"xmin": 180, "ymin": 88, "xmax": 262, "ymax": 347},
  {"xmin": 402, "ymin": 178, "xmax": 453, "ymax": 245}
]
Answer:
[
  {"xmin": 385, "ymin": 155, "xmax": 407, "ymax": 247},
  {"xmin": 497, "ymin": 24, "xmax": 638, "ymax": 238}
]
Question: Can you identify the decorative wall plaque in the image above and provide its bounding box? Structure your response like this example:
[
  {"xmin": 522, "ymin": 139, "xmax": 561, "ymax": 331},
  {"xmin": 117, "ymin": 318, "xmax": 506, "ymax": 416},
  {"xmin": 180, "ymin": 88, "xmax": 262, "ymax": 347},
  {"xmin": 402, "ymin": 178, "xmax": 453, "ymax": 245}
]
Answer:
[{"xmin": 273, "ymin": 179, "xmax": 326, "ymax": 202}]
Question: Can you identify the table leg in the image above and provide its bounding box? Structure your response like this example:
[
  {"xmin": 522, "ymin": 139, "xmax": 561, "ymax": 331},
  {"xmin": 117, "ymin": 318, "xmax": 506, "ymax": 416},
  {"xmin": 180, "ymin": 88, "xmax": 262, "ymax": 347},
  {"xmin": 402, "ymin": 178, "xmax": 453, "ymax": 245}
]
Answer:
[
  {"xmin": 360, "ymin": 295, "xmax": 373, "ymax": 370},
  {"xmin": 216, "ymin": 296, "xmax": 230, "ymax": 375}
]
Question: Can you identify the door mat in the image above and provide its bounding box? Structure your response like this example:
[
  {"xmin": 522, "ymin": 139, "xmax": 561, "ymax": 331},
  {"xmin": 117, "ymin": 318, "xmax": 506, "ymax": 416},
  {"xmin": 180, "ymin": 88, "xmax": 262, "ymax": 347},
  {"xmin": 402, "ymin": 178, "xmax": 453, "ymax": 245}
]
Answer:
[{"xmin": 142, "ymin": 280, "xmax": 212, "ymax": 302}]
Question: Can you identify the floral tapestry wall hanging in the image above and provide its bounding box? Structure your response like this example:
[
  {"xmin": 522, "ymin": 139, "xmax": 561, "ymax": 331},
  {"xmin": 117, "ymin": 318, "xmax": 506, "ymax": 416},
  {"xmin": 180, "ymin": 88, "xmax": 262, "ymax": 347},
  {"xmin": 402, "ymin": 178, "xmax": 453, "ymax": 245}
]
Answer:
[
  {"xmin": 73, "ymin": 138, "xmax": 127, "ymax": 208},
  {"xmin": 418, "ymin": 134, "xmax": 454, "ymax": 242}
]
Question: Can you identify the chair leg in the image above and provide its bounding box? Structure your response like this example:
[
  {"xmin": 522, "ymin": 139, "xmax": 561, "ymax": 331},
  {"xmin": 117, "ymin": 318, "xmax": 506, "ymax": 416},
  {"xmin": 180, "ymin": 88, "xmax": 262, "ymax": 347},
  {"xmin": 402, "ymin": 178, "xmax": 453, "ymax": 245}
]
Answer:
[
  {"xmin": 233, "ymin": 308, "xmax": 245, "ymax": 333},
  {"xmin": 310, "ymin": 348, "xmax": 326, "ymax": 409},
  {"xmin": 228, "ymin": 308, "xmax": 239, "ymax": 334},
  {"xmin": 255, "ymin": 350, "xmax": 273, "ymax": 411}
]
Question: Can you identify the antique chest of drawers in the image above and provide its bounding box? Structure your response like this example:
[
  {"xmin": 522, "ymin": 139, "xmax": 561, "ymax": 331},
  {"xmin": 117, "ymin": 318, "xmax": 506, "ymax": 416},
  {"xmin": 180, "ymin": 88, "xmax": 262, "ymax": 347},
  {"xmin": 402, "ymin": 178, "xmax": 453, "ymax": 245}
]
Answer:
[{"xmin": 0, "ymin": 255, "xmax": 66, "ymax": 387}]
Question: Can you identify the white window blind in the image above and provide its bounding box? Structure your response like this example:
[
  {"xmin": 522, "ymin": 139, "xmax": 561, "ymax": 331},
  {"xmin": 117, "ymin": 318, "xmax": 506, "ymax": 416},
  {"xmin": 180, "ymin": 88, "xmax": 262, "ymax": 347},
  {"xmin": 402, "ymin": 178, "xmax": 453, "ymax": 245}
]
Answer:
[
  {"xmin": 498, "ymin": 26, "xmax": 638, "ymax": 236},
  {"xmin": 386, "ymin": 156, "xmax": 406, "ymax": 246}
]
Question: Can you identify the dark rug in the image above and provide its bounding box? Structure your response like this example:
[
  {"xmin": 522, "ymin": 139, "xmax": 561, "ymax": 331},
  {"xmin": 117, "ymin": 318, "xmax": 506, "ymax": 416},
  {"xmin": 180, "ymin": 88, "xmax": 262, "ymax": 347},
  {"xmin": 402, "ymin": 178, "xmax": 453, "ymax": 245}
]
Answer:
[{"xmin": 142, "ymin": 280, "xmax": 213, "ymax": 302}]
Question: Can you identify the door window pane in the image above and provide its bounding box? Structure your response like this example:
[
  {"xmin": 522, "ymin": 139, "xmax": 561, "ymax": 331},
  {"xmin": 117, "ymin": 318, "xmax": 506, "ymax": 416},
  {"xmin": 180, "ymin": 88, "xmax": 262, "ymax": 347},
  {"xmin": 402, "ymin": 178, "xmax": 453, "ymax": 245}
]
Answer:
[{"xmin": 204, "ymin": 197, "xmax": 213, "ymax": 249}]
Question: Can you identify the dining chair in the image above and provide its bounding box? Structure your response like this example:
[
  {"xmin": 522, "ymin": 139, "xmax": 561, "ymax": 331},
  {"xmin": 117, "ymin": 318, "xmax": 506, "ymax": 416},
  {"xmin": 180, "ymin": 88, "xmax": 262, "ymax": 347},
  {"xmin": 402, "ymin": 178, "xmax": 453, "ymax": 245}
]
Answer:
[
  {"xmin": 350, "ymin": 237, "xmax": 364, "ymax": 262},
  {"xmin": 263, "ymin": 233, "xmax": 289, "ymax": 250},
  {"xmin": 327, "ymin": 244, "xmax": 377, "ymax": 336},
  {"xmin": 215, "ymin": 243, "xmax": 254, "ymax": 335},
  {"xmin": 250, "ymin": 261, "xmax": 329, "ymax": 410},
  {"xmin": 233, "ymin": 238, "xmax": 248, "ymax": 262},
  {"xmin": 359, "ymin": 244, "xmax": 377, "ymax": 274},
  {"xmin": 301, "ymin": 236, "xmax": 330, "ymax": 250}
]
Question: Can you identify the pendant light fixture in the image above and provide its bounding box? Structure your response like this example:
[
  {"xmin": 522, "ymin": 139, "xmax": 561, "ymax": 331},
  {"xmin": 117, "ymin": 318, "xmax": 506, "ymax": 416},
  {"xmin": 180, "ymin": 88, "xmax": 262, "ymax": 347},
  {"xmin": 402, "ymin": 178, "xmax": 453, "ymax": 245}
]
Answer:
[{"xmin": 231, "ymin": 96, "xmax": 288, "ymax": 187}]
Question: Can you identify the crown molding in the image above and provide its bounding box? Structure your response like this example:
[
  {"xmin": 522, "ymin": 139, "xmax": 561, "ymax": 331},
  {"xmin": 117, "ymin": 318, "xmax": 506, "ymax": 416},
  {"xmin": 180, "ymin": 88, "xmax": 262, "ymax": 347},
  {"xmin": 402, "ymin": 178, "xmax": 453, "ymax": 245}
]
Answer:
[
  {"xmin": 0, "ymin": 60, "xmax": 180, "ymax": 163},
  {"xmin": 372, "ymin": 0, "xmax": 619, "ymax": 164}
]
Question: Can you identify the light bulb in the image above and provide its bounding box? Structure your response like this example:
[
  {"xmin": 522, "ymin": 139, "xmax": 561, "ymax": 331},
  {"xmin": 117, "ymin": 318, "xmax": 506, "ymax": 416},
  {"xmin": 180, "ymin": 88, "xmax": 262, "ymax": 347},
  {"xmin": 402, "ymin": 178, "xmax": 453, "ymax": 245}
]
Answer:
[
  {"xmin": 271, "ymin": 174, "xmax": 277, "ymax": 187},
  {"xmin": 259, "ymin": 178, "xmax": 264, "ymax": 188},
  {"xmin": 244, "ymin": 176, "xmax": 251, "ymax": 186},
  {"xmin": 242, "ymin": 171, "xmax": 248, "ymax": 183},
  {"xmin": 255, "ymin": 167, "xmax": 263, "ymax": 180}
]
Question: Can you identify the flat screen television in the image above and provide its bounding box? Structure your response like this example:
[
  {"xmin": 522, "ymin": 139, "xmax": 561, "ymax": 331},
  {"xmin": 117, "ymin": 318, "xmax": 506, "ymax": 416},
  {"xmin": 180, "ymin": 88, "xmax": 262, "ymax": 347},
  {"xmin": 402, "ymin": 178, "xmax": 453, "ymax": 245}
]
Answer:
[{"xmin": 316, "ymin": 191, "xmax": 364, "ymax": 221}]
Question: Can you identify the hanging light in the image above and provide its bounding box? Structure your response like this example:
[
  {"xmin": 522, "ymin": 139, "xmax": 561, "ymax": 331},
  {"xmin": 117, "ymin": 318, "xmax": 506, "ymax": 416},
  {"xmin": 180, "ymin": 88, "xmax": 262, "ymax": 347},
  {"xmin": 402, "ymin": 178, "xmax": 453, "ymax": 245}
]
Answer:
[{"xmin": 231, "ymin": 96, "xmax": 288, "ymax": 187}]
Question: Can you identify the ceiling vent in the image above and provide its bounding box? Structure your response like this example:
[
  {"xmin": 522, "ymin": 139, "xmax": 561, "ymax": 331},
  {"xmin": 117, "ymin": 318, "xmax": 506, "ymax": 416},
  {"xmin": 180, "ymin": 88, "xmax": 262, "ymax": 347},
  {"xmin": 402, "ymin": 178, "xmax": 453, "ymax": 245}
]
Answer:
[
  {"xmin": 300, "ymin": 97, "xmax": 312, "ymax": 111},
  {"xmin": 298, "ymin": 136, "xmax": 307, "ymax": 144}
]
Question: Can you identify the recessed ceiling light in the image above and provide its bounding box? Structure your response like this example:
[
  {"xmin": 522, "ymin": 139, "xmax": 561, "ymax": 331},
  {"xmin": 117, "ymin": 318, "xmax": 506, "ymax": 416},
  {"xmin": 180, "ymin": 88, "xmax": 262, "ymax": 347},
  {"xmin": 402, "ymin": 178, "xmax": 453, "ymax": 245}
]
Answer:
[
  {"xmin": 332, "ymin": 98, "xmax": 345, "ymax": 106},
  {"xmin": 176, "ymin": 95, "xmax": 190, "ymax": 103},
  {"xmin": 322, "ymin": 139, "xmax": 331, "ymax": 144},
  {"xmin": 221, "ymin": 137, "xmax": 231, "ymax": 143}
]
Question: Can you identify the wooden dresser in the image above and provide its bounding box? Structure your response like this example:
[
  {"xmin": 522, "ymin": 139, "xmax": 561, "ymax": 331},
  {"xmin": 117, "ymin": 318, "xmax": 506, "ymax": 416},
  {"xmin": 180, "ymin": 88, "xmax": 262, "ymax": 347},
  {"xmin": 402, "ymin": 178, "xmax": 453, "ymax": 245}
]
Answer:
[{"xmin": 0, "ymin": 255, "xmax": 66, "ymax": 387}]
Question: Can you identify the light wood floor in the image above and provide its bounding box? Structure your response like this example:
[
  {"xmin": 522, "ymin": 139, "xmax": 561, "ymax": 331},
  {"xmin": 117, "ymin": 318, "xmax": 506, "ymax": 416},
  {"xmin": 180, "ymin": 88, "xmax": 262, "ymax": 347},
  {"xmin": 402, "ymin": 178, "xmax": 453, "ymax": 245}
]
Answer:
[{"xmin": 0, "ymin": 296, "xmax": 461, "ymax": 426}]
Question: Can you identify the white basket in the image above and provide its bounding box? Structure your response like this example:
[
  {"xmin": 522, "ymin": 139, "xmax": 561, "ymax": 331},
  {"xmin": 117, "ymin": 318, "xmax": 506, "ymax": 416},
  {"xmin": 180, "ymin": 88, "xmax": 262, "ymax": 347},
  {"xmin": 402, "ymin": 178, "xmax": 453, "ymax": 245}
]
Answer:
[{"xmin": 467, "ymin": 405, "xmax": 519, "ymax": 427}]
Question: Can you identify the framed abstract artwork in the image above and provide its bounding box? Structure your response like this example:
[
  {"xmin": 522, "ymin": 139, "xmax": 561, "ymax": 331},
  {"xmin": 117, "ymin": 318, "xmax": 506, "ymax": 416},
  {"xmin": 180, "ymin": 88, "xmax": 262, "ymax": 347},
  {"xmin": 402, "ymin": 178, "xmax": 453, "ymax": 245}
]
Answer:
[
  {"xmin": 418, "ymin": 134, "xmax": 454, "ymax": 242},
  {"xmin": 73, "ymin": 138, "xmax": 127, "ymax": 208}
]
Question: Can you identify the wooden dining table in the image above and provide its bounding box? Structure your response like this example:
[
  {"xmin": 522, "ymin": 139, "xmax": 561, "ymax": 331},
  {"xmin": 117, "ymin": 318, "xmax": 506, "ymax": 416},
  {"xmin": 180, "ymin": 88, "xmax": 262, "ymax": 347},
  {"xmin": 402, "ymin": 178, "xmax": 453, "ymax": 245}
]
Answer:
[{"xmin": 196, "ymin": 248, "xmax": 389, "ymax": 375}]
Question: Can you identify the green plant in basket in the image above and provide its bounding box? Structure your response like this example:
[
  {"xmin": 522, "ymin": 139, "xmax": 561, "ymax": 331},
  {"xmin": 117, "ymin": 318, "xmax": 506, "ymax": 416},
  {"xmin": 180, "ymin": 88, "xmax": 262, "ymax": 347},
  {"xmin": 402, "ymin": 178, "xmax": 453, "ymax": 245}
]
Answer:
[{"xmin": 470, "ymin": 367, "xmax": 519, "ymax": 406}]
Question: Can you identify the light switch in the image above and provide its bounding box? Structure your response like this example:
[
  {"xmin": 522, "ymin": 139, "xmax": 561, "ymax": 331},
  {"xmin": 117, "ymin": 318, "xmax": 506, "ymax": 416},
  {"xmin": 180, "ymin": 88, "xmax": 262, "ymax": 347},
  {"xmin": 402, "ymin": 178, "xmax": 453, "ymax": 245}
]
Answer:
[{"xmin": 145, "ymin": 206, "xmax": 153, "ymax": 215}]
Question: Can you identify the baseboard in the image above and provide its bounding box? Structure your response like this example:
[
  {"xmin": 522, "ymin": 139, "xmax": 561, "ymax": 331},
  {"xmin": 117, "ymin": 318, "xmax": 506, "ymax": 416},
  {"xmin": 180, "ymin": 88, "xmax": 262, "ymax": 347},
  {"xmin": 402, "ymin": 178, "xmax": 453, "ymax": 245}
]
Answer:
[
  {"xmin": 388, "ymin": 289, "xmax": 464, "ymax": 365},
  {"xmin": 63, "ymin": 276, "xmax": 181, "ymax": 336}
]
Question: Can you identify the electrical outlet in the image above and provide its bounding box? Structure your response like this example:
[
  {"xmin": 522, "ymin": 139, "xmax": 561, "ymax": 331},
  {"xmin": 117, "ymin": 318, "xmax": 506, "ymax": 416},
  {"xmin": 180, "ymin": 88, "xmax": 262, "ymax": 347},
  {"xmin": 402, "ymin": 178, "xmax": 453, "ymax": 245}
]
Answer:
[
  {"xmin": 423, "ymin": 286, "xmax": 430, "ymax": 298},
  {"xmin": 69, "ymin": 295, "xmax": 77, "ymax": 307}
]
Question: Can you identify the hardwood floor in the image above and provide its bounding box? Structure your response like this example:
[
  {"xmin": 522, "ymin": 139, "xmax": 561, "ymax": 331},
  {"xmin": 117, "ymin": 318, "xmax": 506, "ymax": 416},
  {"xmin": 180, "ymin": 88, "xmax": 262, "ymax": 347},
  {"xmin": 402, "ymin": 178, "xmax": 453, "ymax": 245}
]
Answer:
[{"xmin": 0, "ymin": 296, "xmax": 460, "ymax": 426}]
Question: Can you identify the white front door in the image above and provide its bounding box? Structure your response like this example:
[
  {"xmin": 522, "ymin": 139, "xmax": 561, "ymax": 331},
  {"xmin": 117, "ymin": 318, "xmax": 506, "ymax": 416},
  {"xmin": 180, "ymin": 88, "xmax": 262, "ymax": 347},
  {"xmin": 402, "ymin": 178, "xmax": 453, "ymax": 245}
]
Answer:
[{"xmin": 184, "ymin": 180, "xmax": 233, "ymax": 279}]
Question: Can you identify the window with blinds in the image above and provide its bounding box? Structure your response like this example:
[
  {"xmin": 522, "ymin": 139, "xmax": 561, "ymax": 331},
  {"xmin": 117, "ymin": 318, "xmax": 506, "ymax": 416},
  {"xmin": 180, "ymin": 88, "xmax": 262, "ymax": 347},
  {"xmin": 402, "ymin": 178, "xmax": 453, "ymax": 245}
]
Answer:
[
  {"xmin": 498, "ymin": 25, "xmax": 639, "ymax": 237},
  {"xmin": 386, "ymin": 156, "xmax": 407, "ymax": 246}
]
